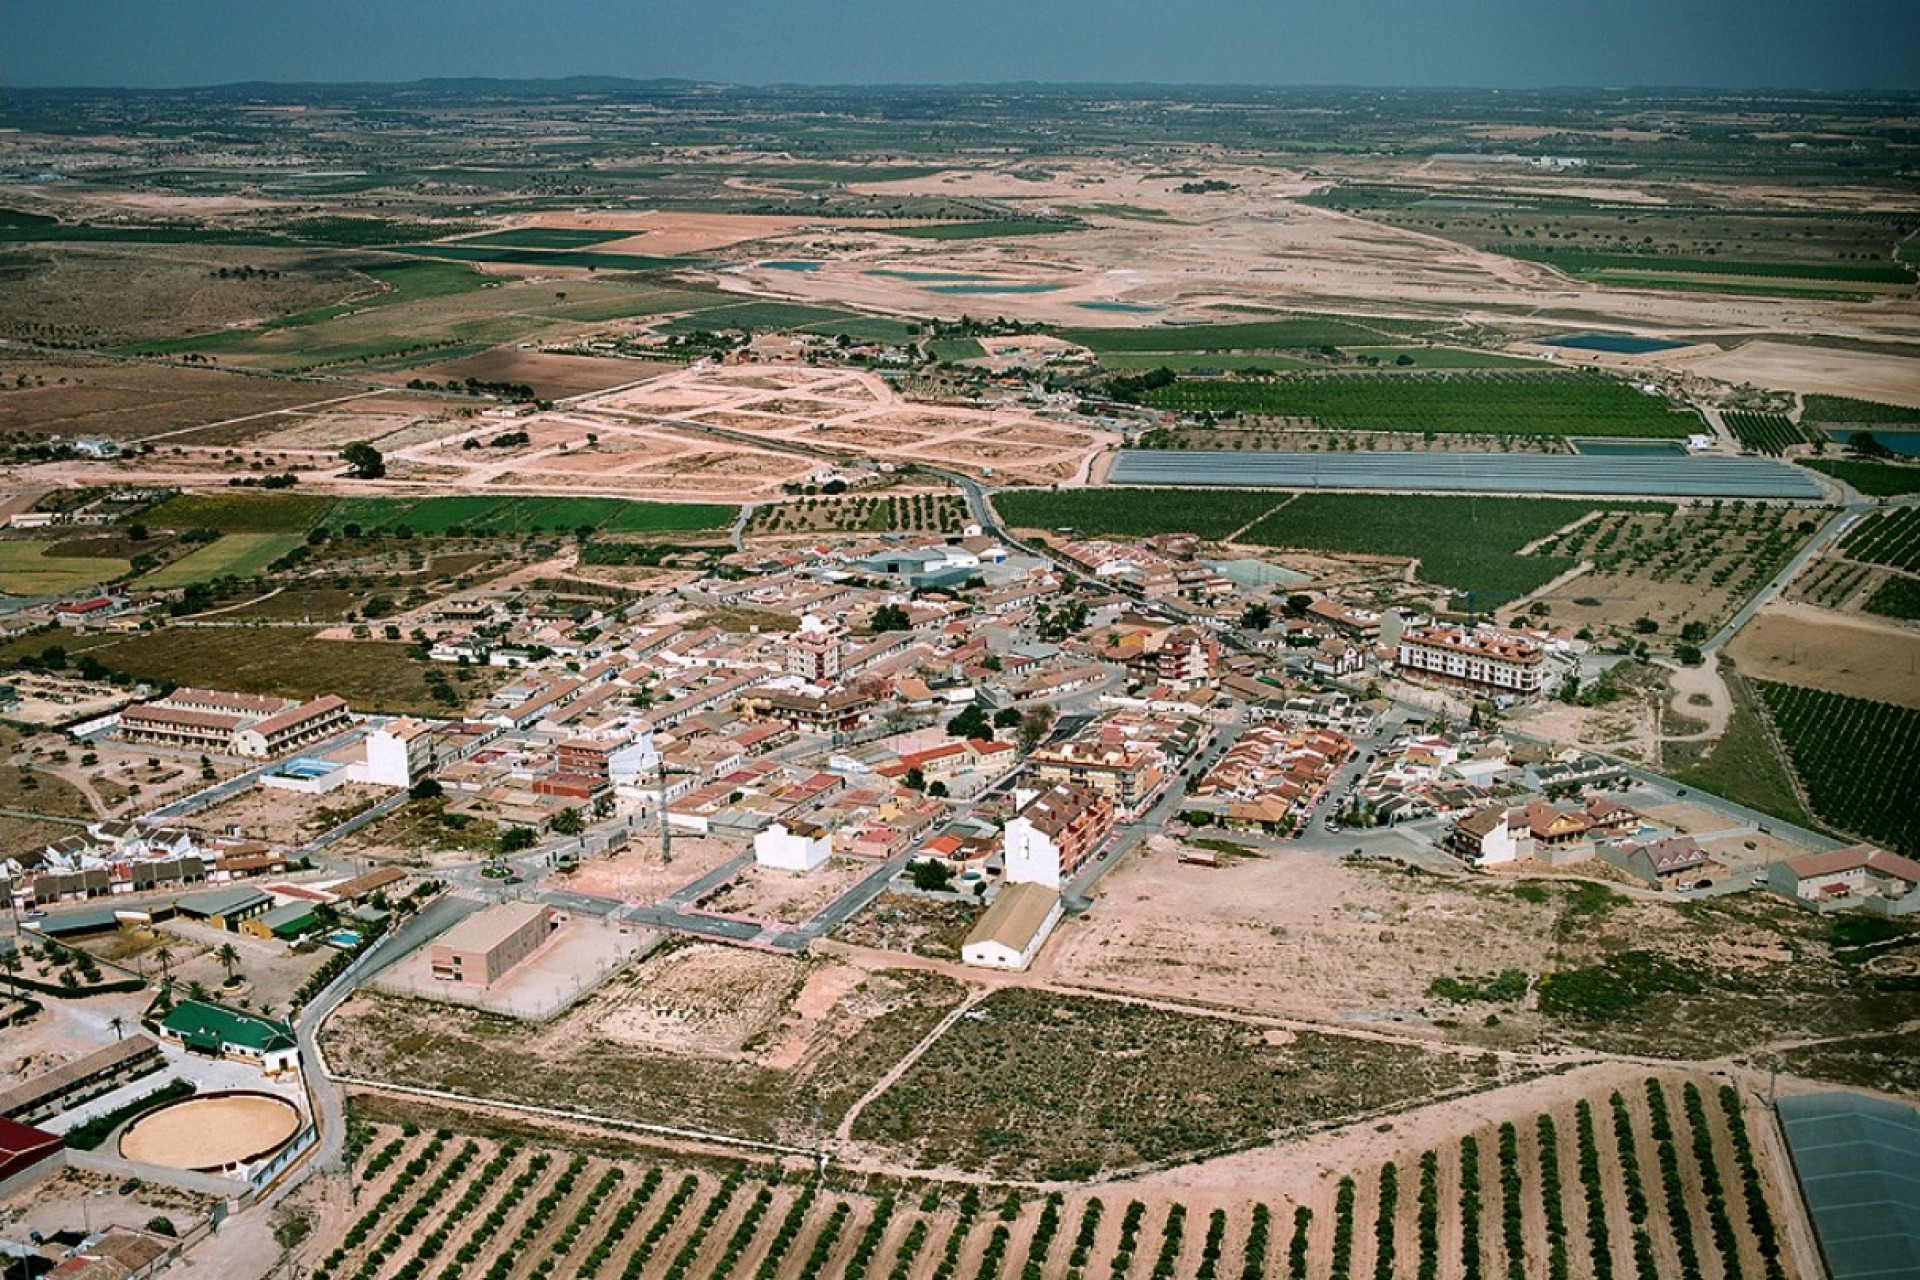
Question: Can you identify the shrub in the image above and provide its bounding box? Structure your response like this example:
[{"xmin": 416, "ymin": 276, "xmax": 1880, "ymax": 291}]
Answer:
[
  {"xmin": 1373, "ymin": 1163, "xmax": 1399, "ymax": 1280},
  {"xmin": 1284, "ymin": 1206, "xmax": 1309, "ymax": 1280},
  {"xmin": 1330, "ymin": 1178, "xmax": 1357, "ymax": 1280}
]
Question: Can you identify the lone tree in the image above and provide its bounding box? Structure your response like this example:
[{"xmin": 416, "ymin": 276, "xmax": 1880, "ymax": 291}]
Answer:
[
  {"xmin": 215, "ymin": 942, "xmax": 241, "ymax": 984},
  {"xmin": 550, "ymin": 807, "xmax": 584, "ymax": 836},
  {"xmin": 340, "ymin": 441, "xmax": 385, "ymax": 479}
]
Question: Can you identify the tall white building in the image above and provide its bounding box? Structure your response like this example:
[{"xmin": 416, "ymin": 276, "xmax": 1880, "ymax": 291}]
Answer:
[
  {"xmin": 786, "ymin": 614, "xmax": 843, "ymax": 684},
  {"xmin": 359, "ymin": 717, "xmax": 435, "ymax": 788},
  {"xmin": 754, "ymin": 820, "xmax": 832, "ymax": 873}
]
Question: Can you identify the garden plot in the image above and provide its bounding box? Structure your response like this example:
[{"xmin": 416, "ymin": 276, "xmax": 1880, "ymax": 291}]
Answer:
[{"xmin": 1728, "ymin": 602, "xmax": 1920, "ymax": 708}]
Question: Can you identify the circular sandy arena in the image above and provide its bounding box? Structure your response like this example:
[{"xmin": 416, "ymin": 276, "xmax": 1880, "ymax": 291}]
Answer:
[{"xmin": 119, "ymin": 1092, "xmax": 302, "ymax": 1172}]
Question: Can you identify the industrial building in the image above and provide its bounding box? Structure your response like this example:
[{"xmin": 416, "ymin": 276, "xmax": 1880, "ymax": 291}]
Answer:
[{"xmin": 429, "ymin": 902, "xmax": 555, "ymax": 988}]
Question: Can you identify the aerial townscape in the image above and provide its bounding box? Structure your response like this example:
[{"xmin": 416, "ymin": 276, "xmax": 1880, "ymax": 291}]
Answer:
[{"xmin": 0, "ymin": 6, "xmax": 1917, "ymax": 1279}]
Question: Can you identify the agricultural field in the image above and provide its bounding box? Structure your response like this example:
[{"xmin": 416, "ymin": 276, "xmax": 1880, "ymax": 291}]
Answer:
[
  {"xmin": 1757, "ymin": 682, "xmax": 1920, "ymax": 855},
  {"xmin": 1138, "ymin": 372, "xmax": 1699, "ymax": 438},
  {"xmin": 1803, "ymin": 459, "xmax": 1920, "ymax": 496},
  {"xmin": 1060, "ymin": 317, "xmax": 1429, "ymax": 354},
  {"xmin": 992, "ymin": 487, "xmax": 1289, "ymax": 541},
  {"xmin": 1799, "ymin": 395, "xmax": 1920, "ymax": 427},
  {"xmin": 853, "ymin": 987, "xmax": 1493, "ymax": 1182},
  {"xmin": 1241, "ymin": 493, "xmax": 1627, "ymax": 598},
  {"xmin": 654, "ymin": 300, "xmax": 883, "ymax": 337},
  {"xmin": 1532, "ymin": 504, "xmax": 1824, "ymax": 637},
  {"xmin": 448, "ymin": 228, "xmax": 635, "ymax": 249},
  {"xmin": 0, "ymin": 538, "xmax": 128, "ymax": 595},
  {"xmin": 1837, "ymin": 506, "xmax": 1920, "ymax": 572},
  {"xmin": 1862, "ymin": 574, "xmax": 1920, "ymax": 621},
  {"xmin": 75, "ymin": 626, "xmax": 469, "ymax": 715},
  {"xmin": 290, "ymin": 1068, "xmax": 1803, "ymax": 1280},
  {"xmin": 324, "ymin": 495, "xmax": 735, "ymax": 537},
  {"xmin": 143, "ymin": 491, "xmax": 337, "ymax": 532},
  {"xmin": 879, "ymin": 218, "xmax": 1083, "ymax": 239},
  {"xmin": 746, "ymin": 493, "xmax": 968, "ymax": 536},
  {"xmin": 397, "ymin": 243, "xmax": 692, "ymax": 271},
  {"xmin": 0, "ymin": 351, "xmax": 354, "ymax": 440},
  {"xmin": 138, "ymin": 532, "xmax": 302, "ymax": 588},
  {"xmin": 1723, "ymin": 412, "xmax": 1811, "ymax": 456},
  {"xmin": 1502, "ymin": 245, "xmax": 1915, "ymax": 285}
]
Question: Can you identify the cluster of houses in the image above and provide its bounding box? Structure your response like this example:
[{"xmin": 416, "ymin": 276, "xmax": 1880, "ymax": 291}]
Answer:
[{"xmin": 1, "ymin": 819, "xmax": 295, "ymax": 914}]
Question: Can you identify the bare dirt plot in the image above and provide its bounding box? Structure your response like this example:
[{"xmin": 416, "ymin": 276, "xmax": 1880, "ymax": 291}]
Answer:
[
  {"xmin": 118, "ymin": 1093, "xmax": 302, "ymax": 1170},
  {"xmin": 324, "ymin": 955, "xmax": 967, "ymax": 1142},
  {"xmin": 187, "ymin": 781, "xmax": 386, "ymax": 845},
  {"xmin": 699, "ymin": 858, "xmax": 875, "ymax": 925},
  {"xmin": 1727, "ymin": 601, "xmax": 1920, "ymax": 708},
  {"xmin": 587, "ymin": 944, "xmax": 806, "ymax": 1057},
  {"xmin": 1676, "ymin": 340, "xmax": 1920, "ymax": 409},
  {"xmin": 563, "ymin": 833, "xmax": 741, "ymax": 903},
  {"xmin": 381, "ymin": 349, "xmax": 670, "ymax": 399},
  {"xmin": 0, "ymin": 356, "xmax": 350, "ymax": 440},
  {"xmin": 1036, "ymin": 842, "xmax": 1563, "ymax": 1041},
  {"xmin": 526, "ymin": 210, "xmax": 817, "ymax": 254}
]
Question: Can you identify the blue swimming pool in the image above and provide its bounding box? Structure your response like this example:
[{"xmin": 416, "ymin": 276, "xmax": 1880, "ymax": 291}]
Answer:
[
  {"xmin": 325, "ymin": 929, "xmax": 362, "ymax": 950},
  {"xmin": 277, "ymin": 758, "xmax": 339, "ymax": 780}
]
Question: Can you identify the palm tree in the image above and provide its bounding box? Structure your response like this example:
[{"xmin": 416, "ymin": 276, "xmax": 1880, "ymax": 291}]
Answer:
[
  {"xmin": 108, "ymin": 1015, "xmax": 125, "ymax": 1041},
  {"xmin": 0, "ymin": 944, "xmax": 19, "ymax": 995},
  {"xmin": 152, "ymin": 944, "xmax": 174, "ymax": 987},
  {"xmin": 215, "ymin": 942, "xmax": 241, "ymax": 985}
]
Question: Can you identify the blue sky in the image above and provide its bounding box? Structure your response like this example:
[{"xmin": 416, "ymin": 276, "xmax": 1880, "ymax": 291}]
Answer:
[{"xmin": 4, "ymin": 0, "xmax": 1913, "ymax": 90}]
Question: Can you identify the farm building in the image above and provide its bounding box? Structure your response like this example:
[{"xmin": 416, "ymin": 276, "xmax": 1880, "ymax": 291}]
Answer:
[
  {"xmin": 158, "ymin": 1000, "xmax": 299, "ymax": 1074},
  {"xmin": 1767, "ymin": 846, "xmax": 1920, "ymax": 915},
  {"xmin": 173, "ymin": 885, "xmax": 272, "ymax": 932},
  {"xmin": 0, "ymin": 1035, "xmax": 162, "ymax": 1125},
  {"xmin": 961, "ymin": 883, "xmax": 1064, "ymax": 971},
  {"xmin": 0, "ymin": 1116, "xmax": 63, "ymax": 1197},
  {"xmin": 429, "ymin": 902, "xmax": 555, "ymax": 988}
]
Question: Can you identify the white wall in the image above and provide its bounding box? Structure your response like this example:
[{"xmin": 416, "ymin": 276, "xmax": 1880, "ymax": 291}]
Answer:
[
  {"xmin": 754, "ymin": 823, "xmax": 831, "ymax": 873},
  {"xmin": 1003, "ymin": 817, "xmax": 1062, "ymax": 889}
]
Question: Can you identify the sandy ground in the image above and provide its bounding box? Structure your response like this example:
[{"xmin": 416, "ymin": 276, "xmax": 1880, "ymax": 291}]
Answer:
[
  {"xmin": 587, "ymin": 943, "xmax": 803, "ymax": 1057},
  {"xmin": 118, "ymin": 1092, "xmax": 301, "ymax": 1169},
  {"xmin": 1675, "ymin": 340, "xmax": 1920, "ymax": 409},
  {"xmin": 189, "ymin": 781, "xmax": 387, "ymax": 845},
  {"xmin": 700, "ymin": 858, "xmax": 876, "ymax": 925},
  {"xmin": 525, "ymin": 210, "xmax": 821, "ymax": 255},
  {"xmin": 1033, "ymin": 838, "xmax": 1564, "ymax": 1038},
  {"xmin": 372, "ymin": 914, "xmax": 656, "ymax": 1020},
  {"xmin": 563, "ymin": 833, "xmax": 742, "ymax": 903},
  {"xmin": 1727, "ymin": 600, "xmax": 1920, "ymax": 707}
]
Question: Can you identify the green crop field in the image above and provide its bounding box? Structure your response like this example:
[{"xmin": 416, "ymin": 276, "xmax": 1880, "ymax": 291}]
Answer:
[
  {"xmin": 1094, "ymin": 351, "xmax": 1317, "ymax": 373},
  {"xmin": 1758, "ymin": 682, "xmax": 1920, "ymax": 855},
  {"xmin": 144, "ymin": 492, "xmax": 337, "ymax": 532},
  {"xmin": 1801, "ymin": 395, "xmax": 1920, "ymax": 426},
  {"xmin": 398, "ymin": 244, "xmax": 692, "ymax": 271},
  {"xmin": 1724, "ymin": 412, "xmax": 1811, "ymax": 456},
  {"xmin": 140, "ymin": 533, "xmax": 303, "ymax": 588},
  {"xmin": 1242, "ymin": 494, "xmax": 1646, "ymax": 597},
  {"xmin": 1059, "ymin": 317, "xmax": 1423, "ymax": 353},
  {"xmin": 1500, "ymin": 246, "xmax": 1916, "ymax": 285},
  {"xmin": 1140, "ymin": 372, "xmax": 1699, "ymax": 438},
  {"xmin": 1840, "ymin": 507, "xmax": 1920, "ymax": 572},
  {"xmin": 447, "ymin": 228, "xmax": 634, "ymax": 249},
  {"xmin": 655, "ymin": 300, "xmax": 873, "ymax": 336},
  {"xmin": 83, "ymin": 627, "xmax": 467, "ymax": 715},
  {"xmin": 879, "ymin": 219, "xmax": 1081, "ymax": 240},
  {"xmin": 927, "ymin": 337, "xmax": 986, "ymax": 361},
  {"xmin": 1863, "ymin": 575, "xmax": 1920, "ymax": 621},
  {"xmin": 323, "ymin": 495, "xmax": 733, "ymax": 537},
  {"xmin": 1343, "ymin": 346, "xmax": 1544, "ymax": 369},
  {"xmin": 1804, "ymin": 460, "xmax": 1920, "ymax": 496},
  {"xmin": 0, "ymin": 541, "xmax": 128, "ymax": 595},
  {"xmin": 993, "ymin": 488, "xmax": 1290, "ymax": 541}
]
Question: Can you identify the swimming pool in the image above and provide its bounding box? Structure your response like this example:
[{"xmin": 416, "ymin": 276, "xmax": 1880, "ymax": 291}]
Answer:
[
  {"xmin": 276, "ymin": 758, "xmax": 339, "ymax": 781},
  {"xmin": 325, "ymin": 929, "xmax": 362, "ymax": 950}
]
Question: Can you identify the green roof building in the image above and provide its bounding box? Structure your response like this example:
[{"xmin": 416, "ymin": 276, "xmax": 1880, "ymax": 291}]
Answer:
[{"xmin": 158, "ymin": 999, "xmax": 299, "ymax": 1075}]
